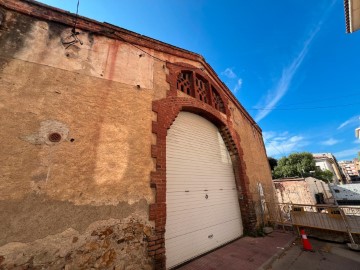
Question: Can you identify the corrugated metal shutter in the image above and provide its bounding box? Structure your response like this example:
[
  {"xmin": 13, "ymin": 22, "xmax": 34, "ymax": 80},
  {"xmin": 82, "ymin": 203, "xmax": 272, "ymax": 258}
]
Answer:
[{"xmin": 166, "ymin": 112, "xmax": 243, "ymax": 269}]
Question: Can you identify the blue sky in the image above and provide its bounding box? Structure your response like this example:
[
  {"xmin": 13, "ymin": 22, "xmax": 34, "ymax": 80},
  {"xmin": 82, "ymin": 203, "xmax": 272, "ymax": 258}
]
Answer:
[{"xmin": 37, "ymin": 0, "xmax": 360, "ymax": 161}]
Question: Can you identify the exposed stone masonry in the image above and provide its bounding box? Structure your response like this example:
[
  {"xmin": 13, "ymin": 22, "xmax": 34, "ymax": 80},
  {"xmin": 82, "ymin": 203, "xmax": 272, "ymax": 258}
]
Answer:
[{"xmin": 0, "ymin": 217, "xmax": 154, "ymax": 270}]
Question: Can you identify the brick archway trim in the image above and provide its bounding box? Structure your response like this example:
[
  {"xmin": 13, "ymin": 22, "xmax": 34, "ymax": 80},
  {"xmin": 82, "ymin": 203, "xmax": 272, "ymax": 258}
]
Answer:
[{"xmin": 148, "ymin": 96, "xmax": 257, "ymax": 269}]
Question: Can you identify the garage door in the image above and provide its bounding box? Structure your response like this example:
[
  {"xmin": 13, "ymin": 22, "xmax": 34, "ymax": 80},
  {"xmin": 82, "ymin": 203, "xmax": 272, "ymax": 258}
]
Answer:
[{"xmin": 166, "ymin": 111, "xmax": 243, "ymax": 269}]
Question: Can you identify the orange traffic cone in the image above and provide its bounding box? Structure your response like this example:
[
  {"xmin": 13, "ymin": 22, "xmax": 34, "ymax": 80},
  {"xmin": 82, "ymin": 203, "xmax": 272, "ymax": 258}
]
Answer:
[{"xmin": 300, "ymin": 229, "xmax": 313, "ymax": 251}]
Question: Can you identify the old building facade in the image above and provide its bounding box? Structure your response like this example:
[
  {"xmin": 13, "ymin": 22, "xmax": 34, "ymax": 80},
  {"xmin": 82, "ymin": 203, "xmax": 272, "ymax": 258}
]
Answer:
[
  {"xmin": 313, "ymin": 153, "xmax": 345, "ymax": 184},
  {"xmin": 273, "ymin": 177, "xmax": 333, "ymax": 205},
  {"xmin": 338, "ymin": 160, "xmax": 360, "ymax": 183},
  {"xmin": 0, "ymin": 1, "xmax": 273, "ymax": 269}
]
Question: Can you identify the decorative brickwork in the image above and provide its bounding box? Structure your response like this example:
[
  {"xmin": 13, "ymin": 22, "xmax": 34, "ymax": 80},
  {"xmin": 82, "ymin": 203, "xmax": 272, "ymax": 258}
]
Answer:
[
  {"xmin": 148, "ymin": 63, "xmax": 257, "ymax": 269},
  {"xmin": 195, "ymin": 74, "xmax": 210, "ymax": 104},
  {"xmin": 167, "ymin": 62, "xmax": 228, "ymax": 115},
  {"xmin": 212, "ymin": 86, "xmax": 226, "ymax": 113},
  {"xmin": 176, "ymin": 71, "xmax": 192, "ymax": 96}
]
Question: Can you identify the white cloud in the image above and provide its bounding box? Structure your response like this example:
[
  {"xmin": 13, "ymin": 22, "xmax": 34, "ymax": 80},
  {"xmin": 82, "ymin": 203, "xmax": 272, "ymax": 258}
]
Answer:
[
  {"xmin": 334, "ymin": 148, "xmax": 359, "ymax": 159},
  {"xmin": 263, "ymin": 131, "xmax": 308, "ymax": 158},
  {"xmin": 337, "ymin": 115, "xmax": 360, "ymax": 130},
  {"xmin": 233, "ymin": 79, "xmax": 243, "ymax": 93},
  {"xmin": 354, "ymin": 140, "xmax": 360, "ymax": 144},
  {"xmin": 254, "ymin": 3, "xmax": 336, "ymax": 123},
  {"xmin": 254, "ymin": 33, "xmax": 318, "ymax": 122},
  {"xmin": 221, "ymin": 68, "xmax": 237, "ymax": 79},
  {"xmin": 221, "ymin": 68, "xmax": 243, "ymax": 94},
  {"xmin": 263, "ymin": 131, "xmax": 276, "ymax": 141},
  {"xmin": 321, "ymin": 138, "xmax": 341, "ymax": 146}
]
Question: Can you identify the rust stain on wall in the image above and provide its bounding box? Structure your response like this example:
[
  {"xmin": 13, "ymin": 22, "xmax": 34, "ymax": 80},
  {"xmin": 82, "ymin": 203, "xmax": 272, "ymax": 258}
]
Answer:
[{"xmin": 104, "ymin": 40, "xmax": 119, "ymax": 81}]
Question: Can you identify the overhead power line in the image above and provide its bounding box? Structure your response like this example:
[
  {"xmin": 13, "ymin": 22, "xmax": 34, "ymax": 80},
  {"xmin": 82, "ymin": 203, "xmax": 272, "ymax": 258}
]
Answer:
[
  {"xmin": 248, "ymin": 101, "xmax": 360, "ymax": 111},
  {"xmin": 263, "ymin": 138, "xmax": 285, "ymax": 157},
  {"xmin": 253, "ymin": 92, "xmax": 360, "ymax": 109}
]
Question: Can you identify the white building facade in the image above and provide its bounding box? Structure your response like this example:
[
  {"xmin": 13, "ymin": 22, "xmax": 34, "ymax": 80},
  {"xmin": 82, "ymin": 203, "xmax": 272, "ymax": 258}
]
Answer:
[{"xmin": 313, "ymin": 153, "xmax": 344, "ymax": 184}]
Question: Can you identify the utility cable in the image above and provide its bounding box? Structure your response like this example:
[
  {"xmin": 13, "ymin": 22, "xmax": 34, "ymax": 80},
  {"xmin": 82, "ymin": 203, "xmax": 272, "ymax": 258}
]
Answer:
[
  {"xmin": 66, "ymin": 2, "xmax": 358, "ymax": 117},
  {"xmin": 248, "ymin": 101, "xmax": 360, "ymax": 111},
  {"xmin": 72, "ymin": 0, "xmax": 80, "ymax": 33},
  {"xmin": 253, "ymin": 92, "xmax": 360, "ymax": 109},
  {"xmin": 63, "ymin": 0, "xmax": 82, "ymax": 48},
  {"xmin": 112, "ymin": 32, "xmax": 170, "ymax": 63},
  {"xmin": 263, "ymin": 138, "xmax": 285, "ymax": 157},
  {"xmin": 111, "ymin": 31, "xmax": 360, "ymax": 113}
]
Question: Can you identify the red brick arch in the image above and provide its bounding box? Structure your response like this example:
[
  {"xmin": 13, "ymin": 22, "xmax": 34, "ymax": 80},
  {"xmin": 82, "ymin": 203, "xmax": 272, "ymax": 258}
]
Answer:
[{"xmin": 148, "ymin": 94, "xmax": 257, "ymax": 269}]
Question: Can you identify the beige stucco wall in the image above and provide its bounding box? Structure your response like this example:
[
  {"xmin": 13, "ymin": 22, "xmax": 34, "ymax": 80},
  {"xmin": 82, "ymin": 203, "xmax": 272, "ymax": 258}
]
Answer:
[
  {"xmin": 0, "ymin": 8, "xmax": 163, "ymax": 207},
  {"xmin": 0, "ymin": 5, "xmax": 273, "ymax": 268},
  {"xmin": 0, "ymin": 7, "xmax": 159, "ymax": 269}
]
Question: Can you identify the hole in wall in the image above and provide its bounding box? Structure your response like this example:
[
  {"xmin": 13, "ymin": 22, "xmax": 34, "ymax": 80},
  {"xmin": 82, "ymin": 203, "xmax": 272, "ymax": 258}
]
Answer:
[
  {"xmin": 70, "ymin": 138, "xmax": 75, "ymax": 142},
  {"xmin": 48, "ymin": 132, "xmax": 62, "ymax": 142}
]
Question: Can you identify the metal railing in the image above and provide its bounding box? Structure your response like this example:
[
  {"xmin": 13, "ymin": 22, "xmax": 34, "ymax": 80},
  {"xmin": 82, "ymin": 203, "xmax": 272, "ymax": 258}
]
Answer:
[{"xmin": 261, "ymin": 202, "xmax": 360, "ymax": 239}]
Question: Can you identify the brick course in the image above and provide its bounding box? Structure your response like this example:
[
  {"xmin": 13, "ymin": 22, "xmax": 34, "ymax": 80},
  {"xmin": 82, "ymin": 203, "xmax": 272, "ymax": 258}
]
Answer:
[{"xmin": 148, "ymin": 62, "xmax": 257, "ymax": 269}]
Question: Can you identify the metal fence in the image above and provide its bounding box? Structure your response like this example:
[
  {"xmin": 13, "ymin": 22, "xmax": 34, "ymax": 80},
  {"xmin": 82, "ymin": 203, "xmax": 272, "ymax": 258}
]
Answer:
[{"xmin": 259, "ymin": 202, "xmax": 360, "ymax": 243}]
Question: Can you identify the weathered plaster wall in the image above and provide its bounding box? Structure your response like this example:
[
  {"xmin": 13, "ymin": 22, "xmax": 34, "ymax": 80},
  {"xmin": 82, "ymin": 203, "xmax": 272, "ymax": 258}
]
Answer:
[
  {"xmin": 274, "ymin": 180, "xmax": 316, "ymax": 205},
  {"xmin": 0, "ymin": 2, "xmax": 273, "ymax": 268},
  {"xmin": 0, "ymin": 7, "xmax": 160, "ymax": 269},
  {"xmin": 1, "ymin": 7, "xmax": 154, "ymax": 88},
  {"xmin": 274, "ymin": 178, "xmax": 333, "ymax": 205},
  {"xmin": 306, "ymin": 177, "xmax": 333, "ymax": 204},
  {"xmin": 0, "ymin": 58, "xmax": 156, "ymax": 205},
  {"xmin": 0, "ymin": 8, "xmax": 159, "ymax": 205}
]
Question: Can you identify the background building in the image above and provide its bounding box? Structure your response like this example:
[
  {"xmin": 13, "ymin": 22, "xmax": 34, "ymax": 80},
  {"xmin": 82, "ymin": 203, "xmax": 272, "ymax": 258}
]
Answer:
[
  {"xmin": 331, "ymin": 183, "xmax": 360, "ymax": 205},
  {"xmin": 355, "ymin": 152, "xmax": 360, "ymax": 173},
  {"xmin": 313, "ymin": 153, "xmax": 345, "ymax": 184},
  {"xmin": 344, "ymin": 0, "xmax": 360, "ymax": 33},
  {"xmin": 0, "ymin": 1, "xmax": 274, "ymax": 269},
  {"xmin": 273, "ymin": 177, "xmax": 333, "ymax": 205},
  {"xmin": 339, "ymin": 160, "xmax": 360, "ymax": 183}
]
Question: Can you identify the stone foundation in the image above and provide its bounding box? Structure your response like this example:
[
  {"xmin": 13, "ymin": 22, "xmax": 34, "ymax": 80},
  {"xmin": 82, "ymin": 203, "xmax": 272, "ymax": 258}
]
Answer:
[{"xmin": 0, "ymin": 217, "xmax": 154, "ymax": 270}]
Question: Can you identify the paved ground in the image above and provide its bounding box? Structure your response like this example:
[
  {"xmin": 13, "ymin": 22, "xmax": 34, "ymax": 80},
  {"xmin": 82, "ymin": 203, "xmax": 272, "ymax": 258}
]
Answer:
[
  {"xmin": 266, "ymin": 237, "xmax": 360, "ymax": 270},
  {"xmin": 177, "ymin": 230, "xmax": 296, "ymax": 270}
]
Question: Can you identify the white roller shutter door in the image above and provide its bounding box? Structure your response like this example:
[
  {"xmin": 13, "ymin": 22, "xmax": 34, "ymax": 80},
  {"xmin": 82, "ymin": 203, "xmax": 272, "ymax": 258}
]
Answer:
[{"xmin": 166, "ymin": 112, "xmax": 243, "ymax": 269}]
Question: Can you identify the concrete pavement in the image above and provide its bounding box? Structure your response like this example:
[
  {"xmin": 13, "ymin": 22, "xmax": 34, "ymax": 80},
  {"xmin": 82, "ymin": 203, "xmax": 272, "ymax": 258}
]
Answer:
[{"xmin": 266, "ymin": 237, "xmax": 360, "ymax": 270}]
